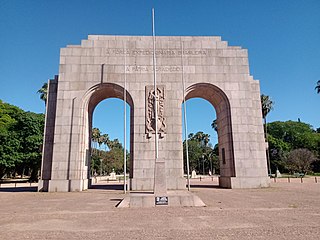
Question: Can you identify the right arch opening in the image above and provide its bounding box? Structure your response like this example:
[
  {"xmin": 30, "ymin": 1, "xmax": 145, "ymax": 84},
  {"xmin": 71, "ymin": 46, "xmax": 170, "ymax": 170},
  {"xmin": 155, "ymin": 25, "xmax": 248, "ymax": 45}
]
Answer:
[{"xmin": 184, "ymin": 83, "xmax": 235, "ymax": 183}]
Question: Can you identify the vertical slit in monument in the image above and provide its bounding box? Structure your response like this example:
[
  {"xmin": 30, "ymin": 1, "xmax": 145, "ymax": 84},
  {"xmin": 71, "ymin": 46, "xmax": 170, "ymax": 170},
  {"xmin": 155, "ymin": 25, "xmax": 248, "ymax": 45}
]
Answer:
[
  {"xmin": 100, "ymin": 64, "xmax": 105, "ymax": 84},
  {"xmin": 67, "ymin": 97, "xmax": 76, "ymax": 191},
  {"xmin": 180, "ymin": 39, "xmax": 191, "ymax": 191},
  {"xmin": 123, "ymin": 43, "xmax": 127, "ymax": 194}
]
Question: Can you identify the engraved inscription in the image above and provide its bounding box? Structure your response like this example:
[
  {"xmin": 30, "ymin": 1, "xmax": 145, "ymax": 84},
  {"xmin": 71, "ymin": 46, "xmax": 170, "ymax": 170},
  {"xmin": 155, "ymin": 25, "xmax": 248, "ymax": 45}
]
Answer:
[
  {"xmin": 126, "ymin": 65, "xmax": 181, "ymax": 73},
  {"xmin": 105, "ymin": 48, "xmax": 207, "ymax": 56},
  {"xmin": 146, "ymin": 85, "xmax": 166, "ymax": 138}
]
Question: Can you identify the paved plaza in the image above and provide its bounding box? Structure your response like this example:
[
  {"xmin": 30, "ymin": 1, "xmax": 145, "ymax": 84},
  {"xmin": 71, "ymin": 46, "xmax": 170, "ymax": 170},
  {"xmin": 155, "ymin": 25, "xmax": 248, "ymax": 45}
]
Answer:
[{"xmin": 0, "ymin": 179, "xmax": 319, "ymax": 239}]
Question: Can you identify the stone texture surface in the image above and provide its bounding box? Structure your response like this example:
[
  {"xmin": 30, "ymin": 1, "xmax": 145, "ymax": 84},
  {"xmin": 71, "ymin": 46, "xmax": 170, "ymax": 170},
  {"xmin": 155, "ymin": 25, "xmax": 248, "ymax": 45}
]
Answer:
[
  {"xmin": 39, "ymin": 35, "xmax": 269, "ymax": 192},
  {"xmin": 154, "ymin": 161, "xmax": 167, "ymax": 196}
]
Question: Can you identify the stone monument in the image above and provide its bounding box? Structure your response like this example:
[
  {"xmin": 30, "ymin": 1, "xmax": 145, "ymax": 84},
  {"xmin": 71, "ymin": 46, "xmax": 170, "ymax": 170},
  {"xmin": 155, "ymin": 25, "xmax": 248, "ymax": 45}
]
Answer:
[
  {"xmin": 38, "ymin": 35, "xmax": 270, "ymax": 194},
  {"xmin": 109, "ymin": 170, "xmax": 116, "ymax": 181},
  {"xmin": 191, "ymin": 170, "xmax": 197, "ymax": 179}
]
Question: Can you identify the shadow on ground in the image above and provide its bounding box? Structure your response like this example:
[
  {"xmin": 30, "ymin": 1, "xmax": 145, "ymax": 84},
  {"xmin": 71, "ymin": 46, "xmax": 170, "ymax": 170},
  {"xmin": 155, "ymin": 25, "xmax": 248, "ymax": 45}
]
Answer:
[
  {"xmin": 90, "ymin": 184, "xmax": 125, "ymax": 191},
  {"xmin": 190, "ymin": 184, "xmax": 220, "ymax": 189},
  {"xmin": 0, "ymin": 186, "xmax": 37, "ymax": 192}
]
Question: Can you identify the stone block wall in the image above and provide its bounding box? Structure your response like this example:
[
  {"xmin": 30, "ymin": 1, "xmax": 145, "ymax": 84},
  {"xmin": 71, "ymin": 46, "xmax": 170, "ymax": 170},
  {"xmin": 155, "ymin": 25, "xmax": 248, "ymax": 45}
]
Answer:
[{"xmin": 39, "ymin": 35, "xmax": 269, "ymax": 192}]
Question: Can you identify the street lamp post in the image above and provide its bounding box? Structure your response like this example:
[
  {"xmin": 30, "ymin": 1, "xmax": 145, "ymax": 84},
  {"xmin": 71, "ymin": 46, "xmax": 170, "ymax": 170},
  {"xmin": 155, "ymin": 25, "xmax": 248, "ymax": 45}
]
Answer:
[
  {"xmin": 100, "ymin": 159, "xmax": 103, "ymax": 176},
  {"xmin": 208, "ymin": 152, "xmax": 214, "ymax": 175},
  {"xmin": 202, "ymin": 155, "xmax": 205, "ymax": 175}
]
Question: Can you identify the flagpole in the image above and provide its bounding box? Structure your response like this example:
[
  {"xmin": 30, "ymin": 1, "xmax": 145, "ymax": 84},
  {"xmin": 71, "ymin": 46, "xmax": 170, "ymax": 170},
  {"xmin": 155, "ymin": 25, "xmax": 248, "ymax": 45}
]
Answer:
[
  {"xmin": 123, "ymin": 43, "xmax": 127, "ymax": 194},
  {"xmin": 152, "ymin": 8, "xmax": 159, "ymax": 160},
  {"xmin": 180, "ymin": 39, "xmax": 191, "ymax": 191}
]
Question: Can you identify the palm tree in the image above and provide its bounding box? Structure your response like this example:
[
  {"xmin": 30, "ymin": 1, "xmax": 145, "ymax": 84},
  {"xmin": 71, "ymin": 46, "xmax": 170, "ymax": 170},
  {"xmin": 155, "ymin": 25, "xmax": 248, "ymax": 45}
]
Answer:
[
  {"xmin": 91, "ymin": 127, "xmax": 101, "ymax": 154},
  {"xmin": 260, "ymin": 94, "xmax": 274, "ymax": 175},
  {"xmin": 261, "ymin": 94, "xmax": 274, "ymax": 125},
  {"xmin": 202, "ymin": 134, "xmax": 210, "ymax": 148},
  {"xmin": 108, "ymin": 138, "xmax": 122, "ymax": 150},
  {"xmin": 100, "ymin": 133, "xmax": 110, "ymax": 151},
  {"xmin": 188, "ymin": 133, "xmax": 194, "ymax": 139},
  {"xmin": 37, "ymin": 83, "xmax": 48, "ymax": 106},
  {"xmin": 315, "ymin": 80, "xmax": 320, "ymax": 94},
  {"xmin": 211, "ymin": 119, "xmax": 218, "ymax": 132},
  {"xmin": 192, "ymin": 132, "xmax": 210, "ymax": 147}
]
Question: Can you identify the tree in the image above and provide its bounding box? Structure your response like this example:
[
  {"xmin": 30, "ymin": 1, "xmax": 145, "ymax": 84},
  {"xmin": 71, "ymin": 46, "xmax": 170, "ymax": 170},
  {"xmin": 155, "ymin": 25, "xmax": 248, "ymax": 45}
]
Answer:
[
  {"xmin": 37, "ymin": 83, "xmax": 48, "ymax": 106},
  {"xmin": 0, "ymin": 100, "xmax": 44, "ymax": 180},
  {"xmin": 183, "ymin": 139, "xmax": 202, "ymax": 173},
  {"xmin": 261, "ymin": 94, "xmax": 274, "ymax": 175},
  {"xmin": 268, "ymin": 121, "xmax": 320, "ymax": 151},
  {"xmin": 91, "ymin": 127, "xmax": 101, "ymax": 154},
  {"xmin": 90, "ymin": 127, "xmax": 128, "ymax": 175},
  {"xmin": 267, "ymin": 134, "xmax": 290, "ymax": 173},
  {"xmin": 203, "ymin": 145, "xmax": 219, "ymax": 174},
  {"xmin": 267, "ymin": 120, "xmax": 320, "ymax": 173},
  {"xmin": 0, "ymin": 100, "xmax": 23, "ymax": 178},
  {"xmin": 189, "ymin": 131, "xmax": 210, "ymax": 148},
  {"xmin": 261, "ymin": 94, "xmax": 274, "ymax": 133},
  {"xmin": 16, "ymin": 112, "xmax": 44, "ymax": 181},
  {"xmin": 284, "ymin": 148, "xmax": 315, "ymax": 174},
  {"xmin": 100, "ymin": 133, "xmax": 110, "ymax": 151},
  {"xmin": 104, "ymin": 147, "xmax": 126, "ymax": 174},
  {"xmin": 315, "ymin": 80, "xmax": 320, "ymax": 94},
  {"xmin": 183, "ymin": 131, "xmax": 217, "ymax": 174},
  {"xmin": 211, "ymin": 119, "xmax": 218, "ymax": 132},
  {"xmin": 107, "ymin": 138, "xmax": 122, "ymax": 150}
]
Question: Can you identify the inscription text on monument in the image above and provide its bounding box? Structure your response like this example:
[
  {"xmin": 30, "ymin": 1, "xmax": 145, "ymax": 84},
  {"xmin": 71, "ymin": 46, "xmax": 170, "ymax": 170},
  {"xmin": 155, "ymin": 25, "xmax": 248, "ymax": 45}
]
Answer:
[{"xmin": 105, "ymin": 48, "xmax": 208, "ymax": 56}]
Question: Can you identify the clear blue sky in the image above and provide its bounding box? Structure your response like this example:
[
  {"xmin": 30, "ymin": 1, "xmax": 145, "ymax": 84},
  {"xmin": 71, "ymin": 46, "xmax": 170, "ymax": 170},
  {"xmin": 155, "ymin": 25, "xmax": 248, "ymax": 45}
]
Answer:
[{"xmin": 0, "ymin": 0, "xmax": 319, "ymax": 147}]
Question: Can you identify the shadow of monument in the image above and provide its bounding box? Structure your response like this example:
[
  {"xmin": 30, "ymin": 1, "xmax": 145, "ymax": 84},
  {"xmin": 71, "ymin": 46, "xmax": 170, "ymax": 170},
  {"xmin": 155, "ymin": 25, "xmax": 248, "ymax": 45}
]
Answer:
[
  {"xmin": 89, "ymin": 184, "xmax": 125, "ymax": 191},
  {"xmin": 0, "ymin": 186, "xmax": 38, "ymax": 192},
  {"xmin": 190, "ymin": 184, "xmax": 220, "ymax": 189}
]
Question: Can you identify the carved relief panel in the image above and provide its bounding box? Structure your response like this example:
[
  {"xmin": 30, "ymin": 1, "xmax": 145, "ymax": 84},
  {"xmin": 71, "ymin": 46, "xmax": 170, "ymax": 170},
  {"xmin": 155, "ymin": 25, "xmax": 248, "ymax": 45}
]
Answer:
[{"xmin": 145, "ymin": 85, "xmax": 166, "ymax": 138}]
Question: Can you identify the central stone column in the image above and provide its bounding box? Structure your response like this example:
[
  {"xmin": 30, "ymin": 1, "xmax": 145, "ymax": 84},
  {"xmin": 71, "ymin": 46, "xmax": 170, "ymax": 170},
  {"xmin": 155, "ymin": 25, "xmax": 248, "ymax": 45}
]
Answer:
[
  {"xmin": 154, "ymin": 161, "xmax": 167, "ymax": 196},
  {"xmin": 146, "ymin": 85, "xmax": 167, "ymax": 196}
]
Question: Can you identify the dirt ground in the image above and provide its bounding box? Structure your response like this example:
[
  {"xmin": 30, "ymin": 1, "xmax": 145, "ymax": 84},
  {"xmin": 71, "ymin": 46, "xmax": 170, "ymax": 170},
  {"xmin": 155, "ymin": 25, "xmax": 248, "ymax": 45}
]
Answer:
[{"xmin": 0, "ymin": 179, "xmax": 319, "ymax": 240}]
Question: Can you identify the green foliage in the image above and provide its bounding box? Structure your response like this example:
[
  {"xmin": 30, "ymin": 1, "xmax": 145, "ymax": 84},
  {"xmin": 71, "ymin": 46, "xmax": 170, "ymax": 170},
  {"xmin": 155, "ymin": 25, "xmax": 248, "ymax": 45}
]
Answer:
[
  {"xmin": 90, "ymin": 127, "xmax": 128, "ymax": 175},
  {"xmin": 104, "ymin": 147, "xmax": 126, "ymax": 174},
  {"xmin": 184, "ymin": 139, "xmax": 203, "ymax": 171},
  {"xmin": 0, "ymin": 100, "xmax": 44, "ymax": 180},
  {"xmin": 183, "ymin": 131, "xmax": 218, "ymax": 175},
  {"xmin": 268, "ymin": 121, "xmax": 320, "ymax": 151},
  {"xmin": 37, "ymin": 82, "xmax": 48, "ymax": 105},
  {"xmin": 267, "ymin": 121, "xmax": 320, "ymax": 173},
  {"xmin": 261, "ymin": 94, "xmax": 274, "ymax": 120},
  {"xmin": 267, "ymin": 134, "xmax": 290, "ymax": 172},
  {"xmin": 188, "ymin": 131, "xmax": 210, "ymax": 148}
]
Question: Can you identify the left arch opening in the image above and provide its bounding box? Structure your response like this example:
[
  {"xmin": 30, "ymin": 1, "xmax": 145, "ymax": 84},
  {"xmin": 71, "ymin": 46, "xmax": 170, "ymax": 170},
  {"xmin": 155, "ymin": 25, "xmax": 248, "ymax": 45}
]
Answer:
[
  {"xmin": 90, "ymin": 98, "xmax": 131, "ymax": 189},
  {"xmin": 80, "ymin": 83, "xmax": 134, "ymax": 190}
]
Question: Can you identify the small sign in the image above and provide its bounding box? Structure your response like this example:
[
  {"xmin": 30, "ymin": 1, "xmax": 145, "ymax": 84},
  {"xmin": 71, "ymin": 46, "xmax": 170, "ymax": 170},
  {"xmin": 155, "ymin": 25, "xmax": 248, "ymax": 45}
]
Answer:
[{"xmin": 155, "ymin": 196, "xmax": 168, "ymax": 205}]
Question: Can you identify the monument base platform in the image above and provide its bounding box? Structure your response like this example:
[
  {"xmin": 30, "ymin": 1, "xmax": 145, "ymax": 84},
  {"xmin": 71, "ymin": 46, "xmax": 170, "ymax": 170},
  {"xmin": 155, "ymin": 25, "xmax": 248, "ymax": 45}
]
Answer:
[
  {"xmin": 219, "ymin": 176, "xmax": 270, "ymax": 188},
  {"xmin": 117, "ymin": 190, "xmax": 206, "ymax": 208}
]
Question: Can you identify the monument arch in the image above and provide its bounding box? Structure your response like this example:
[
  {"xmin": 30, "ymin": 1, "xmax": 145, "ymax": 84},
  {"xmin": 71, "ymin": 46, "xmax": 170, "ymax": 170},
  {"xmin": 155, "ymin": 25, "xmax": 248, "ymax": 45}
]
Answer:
[
  {"xmin": 82, "ymin": 82, "xmax": 135, "ymax": 183},
  {"xmin": 184, "ymin": 83, "xmax": 235, "ymax": 187},
  {"xmin": 39, "ymin": 35, "xmax": 270, "ymax": 192}
]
